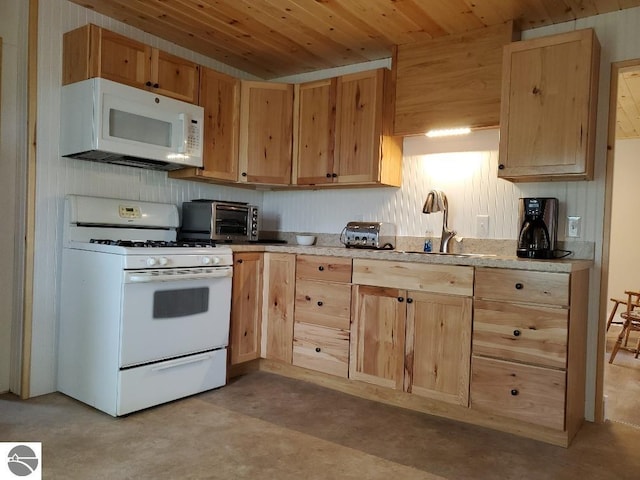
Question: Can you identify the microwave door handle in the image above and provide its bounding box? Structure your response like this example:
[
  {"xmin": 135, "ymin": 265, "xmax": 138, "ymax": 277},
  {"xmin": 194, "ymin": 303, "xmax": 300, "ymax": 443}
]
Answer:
[{"xmin": 178, "ymin": 113, "xmax": 189, "ymax": 153}]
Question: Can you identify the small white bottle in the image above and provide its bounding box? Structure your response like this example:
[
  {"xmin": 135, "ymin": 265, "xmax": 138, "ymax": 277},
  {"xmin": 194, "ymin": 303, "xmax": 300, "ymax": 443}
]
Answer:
[{"xmin": 423, "ymin": 230, "xmax": 433, "ymax": 252}]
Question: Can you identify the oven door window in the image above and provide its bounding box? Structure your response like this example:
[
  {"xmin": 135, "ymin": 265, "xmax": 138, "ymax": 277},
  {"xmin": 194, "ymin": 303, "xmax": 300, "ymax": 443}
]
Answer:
[{"xmin": 153, "ymin": 287, "xmax": 209, "ymax": 318}]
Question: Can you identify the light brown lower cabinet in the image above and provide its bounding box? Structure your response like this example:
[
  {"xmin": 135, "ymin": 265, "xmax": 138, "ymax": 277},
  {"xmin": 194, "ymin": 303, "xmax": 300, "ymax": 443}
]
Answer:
[
  {"xmin": 229, "ymin": 252, "xmax": 263, "ymax": 365},
  {"xmin": 350, "ymin": 259, "xmax": 474, "ymax": 402}
]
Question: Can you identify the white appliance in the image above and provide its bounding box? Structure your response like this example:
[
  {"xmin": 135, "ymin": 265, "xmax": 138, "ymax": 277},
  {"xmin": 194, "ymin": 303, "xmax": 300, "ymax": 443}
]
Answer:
[
  {"xmin": 58, "ymin": 195, "xmax": 232, "ymax": 416},
  {"xmin": 60, "ymin": 78, "xmax": 204, "ymax": 171}
]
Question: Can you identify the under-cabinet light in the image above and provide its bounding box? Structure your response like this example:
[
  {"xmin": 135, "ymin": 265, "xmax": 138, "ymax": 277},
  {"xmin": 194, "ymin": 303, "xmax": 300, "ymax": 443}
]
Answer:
[{"xmin": 425, "ymin": 127, "xmax": 472, "ymax": 138}]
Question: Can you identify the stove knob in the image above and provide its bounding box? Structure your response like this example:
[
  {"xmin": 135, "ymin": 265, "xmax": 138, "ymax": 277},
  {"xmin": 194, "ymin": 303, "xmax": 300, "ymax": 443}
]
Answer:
[
  {"xmin": 158, "ymin": 257, "xmax": 168, "ymax": 266},
  {"xmin": 146, "ymin": 257, "xmax": 157, "ymax": 267},
  {"xmin": 201, "ymin": 256, "xmax": 212, "ymax": 265},
  {"xmin": 212, "ymin": 256, "xmax": 221, "ymax": 265}
]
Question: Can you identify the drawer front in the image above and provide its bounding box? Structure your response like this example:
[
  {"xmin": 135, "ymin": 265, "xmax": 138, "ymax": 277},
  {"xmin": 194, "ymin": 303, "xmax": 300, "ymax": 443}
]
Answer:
[
  {"xmin": 295, "ymin": 279, "xmax": 351, "ymax": 330},
  {"xmin": 475, "ymin": 268, "xmax": 569, "ymax": 306},
  {"xmin": 473, "ymin": 300, "xmax": 568, "ymax": 369},
  {"xmin": 293, "ymin": 322, "xmax": 350, "ymax": 378},
  {"xmin": 296, "ymin": 255, "xmax": 352, "ymax": 283},
  {"xmin": 470, "ymin": 356, "xmax": 566, "ymax": 430},
  {"xmin": 353, "ymin": 259, "xmax": 473, "ymax": 296}
]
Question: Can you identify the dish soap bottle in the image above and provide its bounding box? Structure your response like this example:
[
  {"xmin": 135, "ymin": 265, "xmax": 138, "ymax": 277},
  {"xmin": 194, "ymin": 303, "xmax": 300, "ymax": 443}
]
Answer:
[{"xmin": 423, "ymin": 231, "xmax": 432, "ymax": 253}]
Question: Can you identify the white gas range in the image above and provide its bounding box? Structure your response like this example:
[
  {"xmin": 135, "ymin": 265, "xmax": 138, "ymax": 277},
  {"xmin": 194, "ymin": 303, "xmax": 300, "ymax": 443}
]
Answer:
[{"xmin": 58, "ymin": 195, "xmax": 233, "ymax": 416}]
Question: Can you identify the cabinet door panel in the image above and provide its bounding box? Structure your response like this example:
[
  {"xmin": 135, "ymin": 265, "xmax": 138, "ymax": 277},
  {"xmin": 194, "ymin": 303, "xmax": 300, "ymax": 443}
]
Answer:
[
  {"xmin": 262, "ymin": 253, "xmax": 296, "ymax": 363},
  {"xmin": 405, "ymin": 291, "xmax": 472, "ymax": 406},
  {"xmin": 239, "ymin": 81, "xmax": 293, "ymax": 185},
  {"xmin": 230, "ymin": 253, "xmax": 263, "ymax": 365},
  {"xmin": 335, "ymin": 70, "xmax": 383, "ymax": 183},
  {"xmin": 99, "ymin": 29, "xmax": 151, "ymax": 89},
  {"xmin": 350, "ymin": 285, "xmax": 405, "ymax": 389},
  {"xmin": 152, "ymin": 49, "xmax": 199, "ymax": 103},
  {"xmin": 294, "ymin": 79, "xmax": 336, "ymax": 185}
]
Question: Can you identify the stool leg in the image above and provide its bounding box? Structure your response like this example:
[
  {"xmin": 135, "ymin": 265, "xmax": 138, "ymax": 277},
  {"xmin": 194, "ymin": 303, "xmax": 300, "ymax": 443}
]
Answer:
[
  {"xmin": 607, "ymin": 302, "xmax": 621, "ymax": 331},
  {"xmin": 610, "ymin": 318, "xmax": 630, "ymax": 363}
]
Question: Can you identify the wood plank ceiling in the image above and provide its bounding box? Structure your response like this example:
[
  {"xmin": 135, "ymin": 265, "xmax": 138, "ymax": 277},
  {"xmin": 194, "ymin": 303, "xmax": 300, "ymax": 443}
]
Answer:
[
  {"xmin": 69, "ymin": 0, "xmax": 640, "ymax": 139},
  {"xmin": 70, "ymin": 0, "xmax": 640, "ymax": 80}
]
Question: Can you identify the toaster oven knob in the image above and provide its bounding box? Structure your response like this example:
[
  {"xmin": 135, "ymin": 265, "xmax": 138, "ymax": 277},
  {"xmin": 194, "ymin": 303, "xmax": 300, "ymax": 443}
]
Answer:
[
  {"xmin": 146, "ymin": 257, "xmax": 157, "ymax": 267},
  {"xmin": 158, "ymin": 257, "xmax": 168, "ymax": 266}
]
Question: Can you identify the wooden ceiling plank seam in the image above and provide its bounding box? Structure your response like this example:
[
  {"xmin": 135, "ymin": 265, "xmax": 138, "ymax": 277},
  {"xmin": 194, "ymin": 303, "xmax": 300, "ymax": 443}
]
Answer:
[
  {"xmin": 231, "ymin": 0, "xmax": 374, "ymax": 65},
  {"xmin": 154, "ymin": 0, "xmax": 336, "ymax": 72},
  {"xmin": 400, "ymin": 0, "xmax": 487, "ymax": 33},
  {"xmin": 387, "ymin": 0, "xmax": 450, "ymax": 39},
  {"xmin": 258, "ymin": 0, "xmax": 393, "ymax": 60},
  {"xmin": 460, "ymin": 0, "xmax": 511, "ymax": 27}
]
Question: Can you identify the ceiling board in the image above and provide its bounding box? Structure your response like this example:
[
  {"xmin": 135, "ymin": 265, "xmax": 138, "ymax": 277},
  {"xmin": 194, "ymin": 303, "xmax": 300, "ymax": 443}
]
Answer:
[{"xmin": 70, "ymin": 0, "xmax": 640, "ymax": 79}]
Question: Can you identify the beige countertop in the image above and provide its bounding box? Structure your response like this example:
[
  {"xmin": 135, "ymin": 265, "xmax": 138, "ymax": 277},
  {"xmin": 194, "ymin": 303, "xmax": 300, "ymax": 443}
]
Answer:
[{"xmin": 228, "ymin": 244, "xmax": 593, "ymax": 273}]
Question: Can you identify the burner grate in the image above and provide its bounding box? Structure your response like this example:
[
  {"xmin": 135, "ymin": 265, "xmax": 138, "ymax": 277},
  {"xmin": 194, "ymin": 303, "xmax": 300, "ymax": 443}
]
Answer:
[{"xmin": 89, "ymin": 239, "xmax": 217, "ymax": 248}]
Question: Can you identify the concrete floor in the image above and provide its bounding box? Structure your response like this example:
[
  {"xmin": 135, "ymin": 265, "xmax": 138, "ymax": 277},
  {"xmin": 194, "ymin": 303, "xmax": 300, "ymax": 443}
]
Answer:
[{"xmin": 2, "ymin": 371, "xmax": 640, "ymax": 480}]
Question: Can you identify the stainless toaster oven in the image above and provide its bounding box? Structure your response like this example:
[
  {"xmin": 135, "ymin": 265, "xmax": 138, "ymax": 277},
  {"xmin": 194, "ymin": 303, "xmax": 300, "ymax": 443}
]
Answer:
[{"xmin": 180, "ymin": 200, "xmax": 259, "ymax": 243}]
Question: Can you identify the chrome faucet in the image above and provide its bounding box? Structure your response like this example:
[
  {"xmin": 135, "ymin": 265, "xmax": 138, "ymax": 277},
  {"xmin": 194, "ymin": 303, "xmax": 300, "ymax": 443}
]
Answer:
[{"xmin": 422, "ymin": 190, "xmax": 456, "ymax": 253}]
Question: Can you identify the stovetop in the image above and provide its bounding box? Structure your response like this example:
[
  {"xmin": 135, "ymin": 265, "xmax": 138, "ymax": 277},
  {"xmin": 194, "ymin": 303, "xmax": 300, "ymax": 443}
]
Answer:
[{"xmin": 90, "ymin": 239, "xmax": 218, "ymax": 248}]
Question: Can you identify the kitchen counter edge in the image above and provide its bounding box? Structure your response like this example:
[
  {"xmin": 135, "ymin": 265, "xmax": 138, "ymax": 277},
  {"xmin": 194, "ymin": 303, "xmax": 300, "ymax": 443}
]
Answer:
[{"xmin": 228, "ymin": 244, "xmax": 592, "ymax": 273}]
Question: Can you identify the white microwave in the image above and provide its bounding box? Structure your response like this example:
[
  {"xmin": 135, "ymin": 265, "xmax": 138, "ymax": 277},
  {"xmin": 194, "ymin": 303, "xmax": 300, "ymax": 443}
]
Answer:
[{"xmin": 60, "ymin": 78, "xmax": 204, "ymax": 171}]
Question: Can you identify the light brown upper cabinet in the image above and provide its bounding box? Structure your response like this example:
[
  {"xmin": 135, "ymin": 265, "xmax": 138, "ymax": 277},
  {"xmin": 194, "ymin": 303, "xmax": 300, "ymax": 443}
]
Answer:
[
  {"xmin": 334, "ymin": 69, "xmax": 402, "ymax": 186},
  {"xmin": 393, "ymin": 22, "xmax": 517, "ymax": 136},
  {"xmin": 170, "ymin": 67, "xmax": 240, "ymax": 184},
  {"xmin": 498, "ymin": 29, "xmax": 600, "ymax": 182},
  {"xmin": 294, "ymin": 69, "xmax": 402, "ymax": 187},
  {"xmin": 293, "ymin": 78, "xmax": 337, "ymax": 185},
  {"xmin": 239, "ymin": 81, "xmax": 294, "ymax": 186},
  {"xmin": 62, "ymin": 24, "xmax": 199, "ymax": 104}
]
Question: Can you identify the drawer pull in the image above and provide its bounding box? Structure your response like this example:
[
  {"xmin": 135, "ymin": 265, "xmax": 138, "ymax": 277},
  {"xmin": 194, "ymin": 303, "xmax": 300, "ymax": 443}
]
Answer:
[
  {"xmin": 318, "ymin": 266, "xmax": 325, "ymax": 271},
  {"xmin": 513, "ymin": 329, "xmax": 521, "ymax": 337},
  {"xmin": 315, "ymin": 347, "xmax": 321, "ymax": 353},
  {"xmin": 515, "ymin": 283, "xmax": 523, "ymax": 290},
  {"xmin": 317, "ymin": 301, "xmax": 323, "ymax": 306},
  {"xmin": 398, "ymin": 296, "xmax": 404, "ymax": 302},
  {"xmin": 406, "ymin": 298, "xmax": 413, "ymax": 304},
  {"xmin": 510, "ymin": 389, "xmax": 519, "ymax": 396}
]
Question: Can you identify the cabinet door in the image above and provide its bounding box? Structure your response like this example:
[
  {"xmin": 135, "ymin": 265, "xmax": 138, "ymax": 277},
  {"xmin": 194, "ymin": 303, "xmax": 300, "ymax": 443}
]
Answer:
[
  {"xmin": 498, "ymin": 29, "xmax": 599, "ymax": 181},
  {"xmin": 239, "ymin": 81, "xmax": 293, "ymax": 185},
  {"xmin": 405, "ymin": 291, "xmax": 472, "ymax": 406},
  {"xmin": 98, "ymin": 28, "xmax": 152, "ymax": 90},
  {"xmin": 262, "ymin": 253, "xmax": 296, "ymax": 363},
  {"xmin": 350, "ymin": 285, "xmax": 406, "ymax": 389},
  {"xmin": 151, "ymin": 49, "xmax": 199, "ymax": 103},
  {"xmin": 335, "ymin": 70, "xmax": 383, "ymax": 184},
  {"xmin": 293, "ymin": 79, "xmax": 336, "ymax": 185},
  {"xmin": 198, "ymin": 67, "xmax": 240, "ymax": 181},
  {"xmin": 229, "ymin": 253, "xmax": 263, "ymax": 365}
]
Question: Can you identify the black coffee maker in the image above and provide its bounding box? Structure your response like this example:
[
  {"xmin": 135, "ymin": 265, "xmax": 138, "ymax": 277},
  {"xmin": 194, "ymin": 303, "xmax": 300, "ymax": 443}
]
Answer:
[{"xmin": 517, "ymin": 198, "xmax": 558, "ymax": 259}]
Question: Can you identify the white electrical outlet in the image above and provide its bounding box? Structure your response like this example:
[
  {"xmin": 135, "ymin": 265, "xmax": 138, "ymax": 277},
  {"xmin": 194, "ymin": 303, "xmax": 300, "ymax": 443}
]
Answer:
[
  {"xmin": 477, "ymin": 215, "xmax": 489, "ymax": 238},
  {"xmin": 567, "ymin": 216, "xmax": 581, "ymax": 238}
]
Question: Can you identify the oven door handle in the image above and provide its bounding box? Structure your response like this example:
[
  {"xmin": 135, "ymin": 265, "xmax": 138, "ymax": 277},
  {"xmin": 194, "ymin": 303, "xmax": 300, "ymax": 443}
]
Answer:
[
  {"xmin": 125, "ymin": 267, "xmax": 232, "ymax": 283},
  {"xmin": 151, "ymin": 352, "xmax": 215, "ymax": 371}
]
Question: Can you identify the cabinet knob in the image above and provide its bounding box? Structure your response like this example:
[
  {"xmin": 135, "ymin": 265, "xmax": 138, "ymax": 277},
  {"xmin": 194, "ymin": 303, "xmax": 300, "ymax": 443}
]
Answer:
[
  {"xmin": 332, "ymin": 173, "xmax": 337, "ymax": 178},
  {"xmin": 406, "ymin": 298, "xmax": 413, "ymax": 304},
  {"xmin": 317, "ymin": 301, "xmax": 323, "ymax": 306},
  {"xmin": 498, "ymin": 164, "xmax": 505, "ymax": 170},
  {"xmin": 513, "ymin": 329, "xmax": 521, "ymax": 337},
  {"xmin": 318, "ymin": 266, "xmax": 324, "ymax": 271},
  {"xmin": 237, "ymin": 259, "xmax": 243, "ymax": 264},
  {"xmin": 326, "ymin": 173, "xmax": 332, "ymax": 178},
  {"xmin": 145, "ymin": 81, "xmax": 152, "ymax": 87},
  {"xmin": 515, "ymin": 283, "xmax": 523, "ymax": 290},
  {"xmin": 397, "ymin": 296, "xmax": 404, "ymax": 302},
  {"xmin": 315, "ymin": 347, "xmax": 321, "ymax": 353},
  {"xmin": 510, "ymin": 389, "xmax": 519, "ymax": 396},
  {"xmin": 241, "ymin": 172, "xmax": 247, "ymax": 177}
]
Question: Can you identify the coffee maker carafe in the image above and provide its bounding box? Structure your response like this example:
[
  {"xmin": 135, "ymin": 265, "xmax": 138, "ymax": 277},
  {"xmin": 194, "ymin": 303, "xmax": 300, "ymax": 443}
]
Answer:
[{"xmin": 517, "ymin": 198, "xmax": 558, "ymax": 259}]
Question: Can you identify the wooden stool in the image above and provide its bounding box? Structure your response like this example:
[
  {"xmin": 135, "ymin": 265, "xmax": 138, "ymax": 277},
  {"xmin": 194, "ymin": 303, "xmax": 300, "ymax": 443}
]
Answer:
[
  {"xmin": 606, "ymin": 297, "xmax": 626, "ymax": 331},
  {"xmin": 609, "ymin": 290, "xmax": 640, "ymax": 363}
]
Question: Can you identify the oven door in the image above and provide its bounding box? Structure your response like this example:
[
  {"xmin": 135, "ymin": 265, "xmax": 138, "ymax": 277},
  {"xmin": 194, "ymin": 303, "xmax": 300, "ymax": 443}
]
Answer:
[{"xmin": 119, "ymin": 266, "xmax": 232, "ymax": 368}]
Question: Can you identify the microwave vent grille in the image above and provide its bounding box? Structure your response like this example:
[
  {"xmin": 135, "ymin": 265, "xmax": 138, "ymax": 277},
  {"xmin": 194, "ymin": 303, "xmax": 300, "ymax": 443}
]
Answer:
[{"xmin": 64, "ymin": 150, "xmax": 180, "ymax": 171}]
